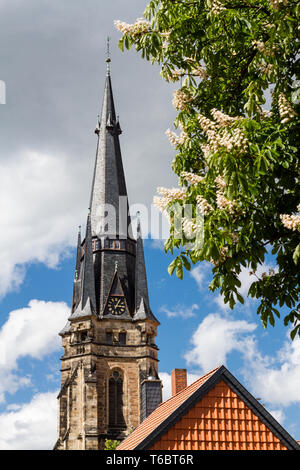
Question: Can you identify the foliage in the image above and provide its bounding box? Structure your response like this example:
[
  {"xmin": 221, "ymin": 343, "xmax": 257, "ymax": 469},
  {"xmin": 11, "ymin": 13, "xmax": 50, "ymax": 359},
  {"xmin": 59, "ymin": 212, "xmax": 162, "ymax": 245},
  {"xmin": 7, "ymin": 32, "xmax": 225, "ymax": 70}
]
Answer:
[
  {"xmin": 115, "ymin": 0, "xmax": 300, "ymax": 338},
  {"xmin": 104, "ymin": 439, "xmax": 121, "ymax": 450}
]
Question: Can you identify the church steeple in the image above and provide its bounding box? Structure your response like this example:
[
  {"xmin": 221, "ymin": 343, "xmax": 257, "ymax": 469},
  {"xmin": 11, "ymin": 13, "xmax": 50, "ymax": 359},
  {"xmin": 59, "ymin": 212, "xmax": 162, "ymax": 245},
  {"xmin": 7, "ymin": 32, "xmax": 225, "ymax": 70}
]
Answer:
[
  {"xmin": 89, "ymin": 59, "xmax": 132, "ymax": 239},
  {"xmin": 55, "ymin": 58, "xmax": 161, "ymax": 451}
]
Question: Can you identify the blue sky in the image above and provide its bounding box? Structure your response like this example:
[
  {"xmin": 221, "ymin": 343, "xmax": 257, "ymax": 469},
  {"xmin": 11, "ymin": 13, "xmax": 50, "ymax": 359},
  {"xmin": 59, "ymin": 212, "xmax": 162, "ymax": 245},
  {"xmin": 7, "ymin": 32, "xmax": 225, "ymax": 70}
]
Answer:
[
  {"xmin": 0, "ymin": 0, "xmax": 299, "ymax": 450},
  {"xmin": 0, "ymin": 238, "xmax": 300, "ymax": 449}
]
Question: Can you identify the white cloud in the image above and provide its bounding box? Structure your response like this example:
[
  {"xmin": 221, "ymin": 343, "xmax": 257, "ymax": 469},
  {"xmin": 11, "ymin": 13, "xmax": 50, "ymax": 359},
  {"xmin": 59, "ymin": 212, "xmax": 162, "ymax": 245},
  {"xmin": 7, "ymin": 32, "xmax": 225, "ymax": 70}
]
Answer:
[
  {"xmin": 246, "ymin": 335, "xmax": 300, "ymax": 407},
  {"xmin": 160, "ymin": 303, "xmax": 199, "ymax": 319},
  {"xmin": 159, "ymin": 372, "xmax": 172, "ymax": 402},
  {"xmin": 184, "ymin": 313, "xmax": 257, "ymax": 372},
  {"xmin": 0, "ymin": 150, "xmax": 88, "ymax": 297},
  {"xmin": 190, "ymin": 263, "xmax": 211, "ymax": 290},
  {"xmin": 268, "ymin": 409, "xmax": 285, "ymax": 425},
  {"xmin": 0, "ymin": 299, "xmax": 68, "ymax": 402},
  {"xmin": 182, "ymin": 310, "xmax": 300, "ymax": 410},
  {"xmin": 0, "ymin": 391, "xmax": 58, "ymax": 450},
  {"xmin": 213, "ymin": 294, "xmax": 231, "ymax": 312}
]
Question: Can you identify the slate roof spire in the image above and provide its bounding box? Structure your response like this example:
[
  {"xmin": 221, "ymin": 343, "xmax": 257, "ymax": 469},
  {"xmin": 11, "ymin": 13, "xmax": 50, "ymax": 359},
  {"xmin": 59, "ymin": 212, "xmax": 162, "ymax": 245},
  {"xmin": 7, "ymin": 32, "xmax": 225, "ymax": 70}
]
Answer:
[
  {"xmin": 134, "ymin": 213, "xmax": 159, "ymax": 324},
  {"xmin": 70, "ymin": 211, "xmax": 96, "ymax": 319},
  {"xmin": 74, "ymin": 225, "xmax": 81, "ymax": 281},
  {"xmin": 89, "ymin": 57, "xmax": 132, "ymax": 239},
  {"xmin": 70, "ymin": 225, "xmax": 82, "ymax": 314}
]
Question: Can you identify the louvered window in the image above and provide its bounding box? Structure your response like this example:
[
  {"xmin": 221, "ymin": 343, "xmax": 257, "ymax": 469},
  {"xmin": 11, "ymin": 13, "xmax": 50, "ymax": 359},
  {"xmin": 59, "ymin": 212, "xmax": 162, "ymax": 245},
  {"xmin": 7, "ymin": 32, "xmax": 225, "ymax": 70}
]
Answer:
[
  {"xmin": 119, "ymin": 332, "xmax": 126, "ymax": 345},
  {"xmin": 106, "ymin": 332, "xmax": 113, "ymax": 344},
  {"xmin": 108, "ymin": 371, "xmax": 126, "ymax": 428}
]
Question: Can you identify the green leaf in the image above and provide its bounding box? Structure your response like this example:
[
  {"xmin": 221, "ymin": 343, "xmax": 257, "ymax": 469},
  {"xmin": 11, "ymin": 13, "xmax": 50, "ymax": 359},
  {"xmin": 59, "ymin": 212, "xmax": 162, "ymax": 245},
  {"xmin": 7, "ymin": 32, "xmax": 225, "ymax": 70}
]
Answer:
[
  {"xmin": 293, "ymin": 244, "xmax": 300, "ymax": 265},
  {"xmin": 291, "ymin": 326, "xmax": 299, "ymax": 341},
  {"xmin": 168, "ymin": 259, "xmax": 177, "ymax": 276},
  {"xmin": 181, "ymin": 255, "xmax": 191, "ymax": 271},
  {"xmin": 176, "ymin": 264, "xmax": 183, "ymax": 280}
]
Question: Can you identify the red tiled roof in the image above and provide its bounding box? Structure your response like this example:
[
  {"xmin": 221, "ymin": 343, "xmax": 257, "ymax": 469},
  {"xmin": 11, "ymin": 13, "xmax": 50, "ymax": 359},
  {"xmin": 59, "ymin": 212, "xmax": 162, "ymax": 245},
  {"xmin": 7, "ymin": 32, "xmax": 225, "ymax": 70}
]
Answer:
[
  {"xmin": 151, "ymin": 380, "xmax": 287, "ymax": 451},
  {"xmin": 117, "ymin": 365, "xmax": 300, "ymax": 451},
  {"xmin": 117, "ymin": 366, "xmax": 221, "ymax": 450}
]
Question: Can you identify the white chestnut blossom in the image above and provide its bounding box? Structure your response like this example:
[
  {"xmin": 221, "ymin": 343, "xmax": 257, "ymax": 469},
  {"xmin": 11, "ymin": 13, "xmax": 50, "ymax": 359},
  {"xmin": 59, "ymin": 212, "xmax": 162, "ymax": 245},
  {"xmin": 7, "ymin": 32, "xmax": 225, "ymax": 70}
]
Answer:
[
  {"xmin": 181, "ymin": 171, "xmax": 204, "ymax": 185},
  {"xmin": 210, "ymin": 0, "xmax": 226, "ymax": 14},
  {"xmin": 154, "ymin": 187, "xmax": 187, "ymax": 219},
  {"xmin": 270, "ymin": 0, "xmax": 288, "ymax": 10},
  {"xmin": 215, "ymin": 175, "xmax": 226, "ymax": 190},
  {"xmin": 216, "ymin": 190, "xmax": 236, "ymax": 214},
  {"xmin": 192, "ymin": 65, "xmax": 208, "ymax": 79},
  {"xmin": 182, "ymin": 218, "xmax": 202, "ymax": 238},
  {"xmin": 259, "ymin": 109, "xmax": 273, "ymax": 119},
  {"xmin": 280, "ymin": 205, "xmax": 300, "ymax": 232},
  {"xmin": 153, "ymin": 195, "xmax": 169, "ymax": 213},
  {"xmin": 210, "ymin": 246, "xmax": 229, "ymax": 266},
  {"xmin": 157, "ymin": 187, "xmax": 187, "ymax": 202},
  {"xmin": 198, "ymin": 112, "xmax": 248, "ymax": 154},
  {"xmin": 172, "ymin": 89, "xmax": 193, "ymax": 111},
  {"xmin": 196, "ymin": 195, "xmax": 214, "ymax": 215},
  {"xmin": 167, "ymin": 69, "xmax": 184, "ymax": 82},
  {"xmin": 211, "ymin": 109, "xmax": 240, "ymax": 127},
  {"xmin": 200, "ymin": 143, "xmax": 211, "ymax": 157},
  {"xmin": 252, "ymin": 40, "xmax": 276, "ymax": 57},
  {"xmin": 278, "ymin": 93, "xmax": 297, "ymax": 124},
  {"xmin": 114, "ymin": 18, "xmax": 150, "ymax": 36},
  {"xmin": 215, "ymin": 175, "xmax": 237, "ymax": 214},
  {"xmin": 197, "ymin": 114, "xmax": 216, "ymax": 132},
  {"xmin": 258, "ymin": 63, "xmax": 274, "ymax": 77},
  {"xmin": 165, "ymin": 127, "xmax": 188, "ymax": 147},
  {"xmin": 252, "ymin": 40, "xmax": 266, "ymax": 52}
]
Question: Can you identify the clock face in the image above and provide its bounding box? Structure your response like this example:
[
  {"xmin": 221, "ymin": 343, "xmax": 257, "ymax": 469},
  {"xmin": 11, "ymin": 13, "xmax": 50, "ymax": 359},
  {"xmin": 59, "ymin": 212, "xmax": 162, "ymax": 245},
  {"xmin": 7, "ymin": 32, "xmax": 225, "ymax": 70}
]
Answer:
[{"xmin": 107, "ymin": 296, "xmax": 126, "ymax": 316}]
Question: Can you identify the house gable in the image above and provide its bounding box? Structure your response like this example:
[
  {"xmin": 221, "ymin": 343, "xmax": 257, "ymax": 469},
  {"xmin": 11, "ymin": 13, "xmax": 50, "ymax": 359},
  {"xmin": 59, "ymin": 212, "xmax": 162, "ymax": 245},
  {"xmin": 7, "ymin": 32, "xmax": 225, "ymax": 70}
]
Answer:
[
  {"xmin": 117, "ymin": 365, "xmax": 300, "ymax": 451},
  {"xmin": 150, "ymin": 380, "xmax": 287, "ymax": 451}
]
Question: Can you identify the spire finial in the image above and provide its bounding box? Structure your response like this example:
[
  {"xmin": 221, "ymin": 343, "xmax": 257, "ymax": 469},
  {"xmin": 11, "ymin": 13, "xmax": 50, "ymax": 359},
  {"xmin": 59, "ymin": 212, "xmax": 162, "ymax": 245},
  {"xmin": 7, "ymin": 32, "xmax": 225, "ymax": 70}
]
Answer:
[
  {"xmin": 115, "ymin": 260, "xmax": 118, "ymax": 272},
  {"xmin": 136, "ymin": 211, "xmax": 141, "ymax": 237},
  {"xmin": 95, "ymin": 115, "xmax": 100, "ymax": 135},
  {"xmin": 106, "ymin": 36, "xmax": 111, "ymax": 75}
]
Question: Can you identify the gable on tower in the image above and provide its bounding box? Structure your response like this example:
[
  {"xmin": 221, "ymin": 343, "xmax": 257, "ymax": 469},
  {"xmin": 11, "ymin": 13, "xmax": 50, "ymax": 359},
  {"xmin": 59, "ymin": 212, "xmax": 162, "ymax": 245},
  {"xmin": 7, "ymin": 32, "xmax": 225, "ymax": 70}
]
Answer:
[{"xmin": 102, "ymin": 269, "xmax": 131, "ymax": 319}]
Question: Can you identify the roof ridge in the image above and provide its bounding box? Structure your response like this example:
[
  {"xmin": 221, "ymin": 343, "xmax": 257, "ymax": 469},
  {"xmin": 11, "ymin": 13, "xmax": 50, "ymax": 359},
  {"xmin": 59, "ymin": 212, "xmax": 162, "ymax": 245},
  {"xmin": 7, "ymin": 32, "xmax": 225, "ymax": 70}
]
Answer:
[{"xmin": 157, "ymin": 365, "xmax": 222, "ymax": 408}]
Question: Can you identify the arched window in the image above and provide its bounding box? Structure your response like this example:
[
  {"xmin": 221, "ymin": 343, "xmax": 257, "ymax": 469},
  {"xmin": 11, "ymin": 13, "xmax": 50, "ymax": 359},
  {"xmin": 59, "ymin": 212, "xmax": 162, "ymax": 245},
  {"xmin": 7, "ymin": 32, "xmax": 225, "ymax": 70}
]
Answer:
[{"xmin": 108, "ymin": 370, "xmax": 126, "ymax": 429}]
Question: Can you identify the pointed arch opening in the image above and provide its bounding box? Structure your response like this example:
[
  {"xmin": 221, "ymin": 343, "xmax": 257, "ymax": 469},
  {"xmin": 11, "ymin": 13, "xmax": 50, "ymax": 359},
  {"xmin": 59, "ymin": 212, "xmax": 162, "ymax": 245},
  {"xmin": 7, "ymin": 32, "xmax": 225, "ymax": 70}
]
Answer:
[{"xmin": 108, "ymin": 369, "xmax": 126, "ymax": 429}]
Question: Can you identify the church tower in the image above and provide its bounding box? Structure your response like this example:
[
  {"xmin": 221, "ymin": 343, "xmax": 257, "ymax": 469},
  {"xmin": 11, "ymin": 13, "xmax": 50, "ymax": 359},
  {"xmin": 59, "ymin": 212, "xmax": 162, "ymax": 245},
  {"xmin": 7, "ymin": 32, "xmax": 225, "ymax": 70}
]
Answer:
[{"xmin": 54, "ymin": 59, "xmax": 162, "ymax": 450}]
